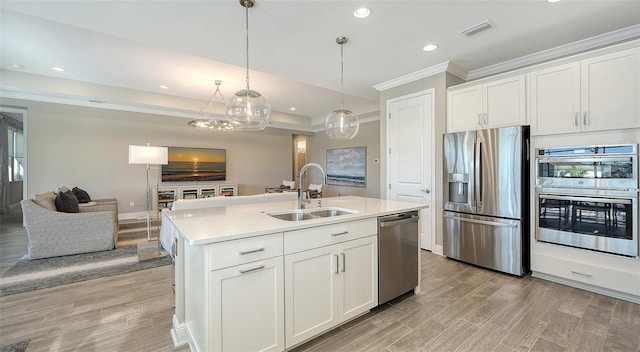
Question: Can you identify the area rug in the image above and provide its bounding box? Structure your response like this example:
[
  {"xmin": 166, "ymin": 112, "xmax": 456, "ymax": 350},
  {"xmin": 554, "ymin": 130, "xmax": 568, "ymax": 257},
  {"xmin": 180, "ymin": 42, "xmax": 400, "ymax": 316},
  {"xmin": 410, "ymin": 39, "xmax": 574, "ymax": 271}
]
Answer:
[
  {"xmin": 0, "ymin": 340, "xmax": 29, "ymax": 352},
  {"xmin": 0, "ymin": 245, "xmax": 172, "ymax": 296}
]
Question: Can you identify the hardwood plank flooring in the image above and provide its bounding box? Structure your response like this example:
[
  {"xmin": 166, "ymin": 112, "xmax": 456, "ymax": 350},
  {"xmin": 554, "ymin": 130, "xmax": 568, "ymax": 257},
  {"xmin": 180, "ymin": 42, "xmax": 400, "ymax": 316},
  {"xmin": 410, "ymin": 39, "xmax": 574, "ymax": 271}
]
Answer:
[{"xmin": 2, "ymin": 207, "xmax": 639, "ymax": 352}]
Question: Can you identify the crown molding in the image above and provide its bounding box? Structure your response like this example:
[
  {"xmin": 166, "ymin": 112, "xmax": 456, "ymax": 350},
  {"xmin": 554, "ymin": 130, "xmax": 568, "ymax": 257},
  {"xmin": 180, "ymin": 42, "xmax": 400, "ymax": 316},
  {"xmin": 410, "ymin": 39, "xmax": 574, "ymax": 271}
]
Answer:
[
  {"xmin": 373, "ymin": 61, "xmax": 468, "ymax": 92},
  {"xmin": 467, "ymin": 24, "xmax": 640, "ymax": 81}
]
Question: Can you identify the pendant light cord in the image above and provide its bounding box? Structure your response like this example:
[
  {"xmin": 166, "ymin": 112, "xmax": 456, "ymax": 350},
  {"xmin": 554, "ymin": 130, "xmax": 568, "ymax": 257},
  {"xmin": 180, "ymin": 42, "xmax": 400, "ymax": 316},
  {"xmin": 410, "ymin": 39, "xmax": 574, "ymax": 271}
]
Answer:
[
  {"xmin": 245, "ymin": 2, "xmax": 250, "ymax": 91},
  {"xmin": 340, "ymin": 42, "xmax": 345, "ymax": 109}
]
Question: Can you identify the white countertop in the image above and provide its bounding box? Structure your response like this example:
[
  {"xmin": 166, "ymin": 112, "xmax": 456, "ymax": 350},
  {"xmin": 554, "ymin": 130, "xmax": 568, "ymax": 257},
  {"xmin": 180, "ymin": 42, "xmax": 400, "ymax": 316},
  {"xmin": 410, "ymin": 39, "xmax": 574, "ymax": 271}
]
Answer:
[{"xmin": 164, "ymin": 196, "xmax": 428, "ymax": 245}]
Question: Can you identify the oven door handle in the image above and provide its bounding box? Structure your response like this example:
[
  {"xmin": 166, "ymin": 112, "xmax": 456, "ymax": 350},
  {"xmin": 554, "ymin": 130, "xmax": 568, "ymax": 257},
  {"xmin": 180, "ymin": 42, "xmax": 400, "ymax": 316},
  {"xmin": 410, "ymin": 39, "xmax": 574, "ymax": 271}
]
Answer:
[
  {"xmin": 539, "ymin": 194, "xmax": 632, "ymax": 204},
  {"xmin": 443, "ymin": 215, "xmax": 519, "ymax": 228},
  {"xmin": 537, "ymin": 157, "xmax": 633, "ymax": 163}
]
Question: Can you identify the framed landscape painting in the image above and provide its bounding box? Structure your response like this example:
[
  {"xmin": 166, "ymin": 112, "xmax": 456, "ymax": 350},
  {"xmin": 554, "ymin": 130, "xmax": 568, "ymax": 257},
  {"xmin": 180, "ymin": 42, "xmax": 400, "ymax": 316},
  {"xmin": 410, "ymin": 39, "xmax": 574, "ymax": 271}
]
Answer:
[
  {"xmin": 326, "ymin": 146, "xmax": 366, "ymax": 187},
  {"xmin": 162, "ymin": 147, "xmax": 226, "ymax": 182}
]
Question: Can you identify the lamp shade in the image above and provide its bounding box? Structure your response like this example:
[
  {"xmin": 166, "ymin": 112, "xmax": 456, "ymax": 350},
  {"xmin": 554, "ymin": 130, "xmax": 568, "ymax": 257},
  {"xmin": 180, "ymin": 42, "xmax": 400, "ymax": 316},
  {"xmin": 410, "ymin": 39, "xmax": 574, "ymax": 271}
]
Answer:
[{"xmin": 128, "ymin": 145, "xmax": 168, "ymax": 165}]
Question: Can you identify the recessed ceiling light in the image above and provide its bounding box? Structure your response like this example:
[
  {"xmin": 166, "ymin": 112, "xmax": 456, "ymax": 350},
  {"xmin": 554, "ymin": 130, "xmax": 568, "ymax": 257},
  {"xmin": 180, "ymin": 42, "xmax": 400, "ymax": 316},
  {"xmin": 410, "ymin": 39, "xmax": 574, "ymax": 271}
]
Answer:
[
  {"xmin": 12, "ymin": 64, "xmax": 25, "ymax": 69},
  {"xmin": 423, "ymin": 44, "xmax": 438, "ymax": 52},
  {"xmin": 52, "ymin": 67, "xmax": 65, "ymax": 72},
  {"xmin": 160, "ymin": 85, "xmax": 169, "ymax": 89},
  {"xmin": 546, "ymin": 0, "xmax": 561, "ymax": 2},
  {"xmin": 290, "ymin": 107, "xmax": 296, "ymax": 111},
  {"xmin": 353, "ymin": 7, "xmax": 371, "ymax": 19}
]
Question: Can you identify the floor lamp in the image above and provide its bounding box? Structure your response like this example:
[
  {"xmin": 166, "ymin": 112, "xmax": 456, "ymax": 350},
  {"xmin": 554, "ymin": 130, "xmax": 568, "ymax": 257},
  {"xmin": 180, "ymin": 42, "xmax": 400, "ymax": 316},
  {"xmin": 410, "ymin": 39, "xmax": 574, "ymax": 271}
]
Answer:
[{"xmin": 128, "ymin": 144, "xmax": 168, "ymax": 260}]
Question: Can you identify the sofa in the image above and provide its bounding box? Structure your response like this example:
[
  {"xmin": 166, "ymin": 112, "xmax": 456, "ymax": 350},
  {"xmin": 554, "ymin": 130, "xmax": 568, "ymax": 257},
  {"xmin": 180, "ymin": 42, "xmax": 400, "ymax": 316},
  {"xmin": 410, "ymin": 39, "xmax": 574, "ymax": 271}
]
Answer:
[
  {"xmin": 160, "ymin": 192, "xmax": 298, "ymax": 255},
  {"xmin": 21, "ymin": 197, "xmax": 119, "ymax": 259}
]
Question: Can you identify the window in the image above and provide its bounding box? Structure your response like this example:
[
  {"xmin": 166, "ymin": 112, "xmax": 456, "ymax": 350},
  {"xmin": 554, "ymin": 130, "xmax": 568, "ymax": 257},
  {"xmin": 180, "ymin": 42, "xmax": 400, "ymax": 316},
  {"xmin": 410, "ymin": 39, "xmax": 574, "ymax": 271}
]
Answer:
[{"xmin": 7, "ymin": 127, "xmax": 24, "ymax": 182}]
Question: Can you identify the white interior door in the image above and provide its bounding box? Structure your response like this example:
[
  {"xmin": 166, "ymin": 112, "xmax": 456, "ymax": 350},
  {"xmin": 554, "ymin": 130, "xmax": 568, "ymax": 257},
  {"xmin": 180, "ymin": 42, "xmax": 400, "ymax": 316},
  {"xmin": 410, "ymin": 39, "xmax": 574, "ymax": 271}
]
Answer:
[{"xmin": 387, "ymin": 90, "xmax": 435, "ymax": 250}]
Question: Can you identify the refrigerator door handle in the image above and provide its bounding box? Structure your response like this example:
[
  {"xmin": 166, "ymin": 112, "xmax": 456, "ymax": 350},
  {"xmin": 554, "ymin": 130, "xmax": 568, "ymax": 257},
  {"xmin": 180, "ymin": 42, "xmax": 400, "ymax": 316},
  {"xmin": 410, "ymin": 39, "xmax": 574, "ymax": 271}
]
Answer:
[
  {"xmin": 443, "ymin": 214, "xmax": 519, "ymax": 228},
  {"xmin": 475, "ymin": 136, "xmax": 483, "ymax": 209}
]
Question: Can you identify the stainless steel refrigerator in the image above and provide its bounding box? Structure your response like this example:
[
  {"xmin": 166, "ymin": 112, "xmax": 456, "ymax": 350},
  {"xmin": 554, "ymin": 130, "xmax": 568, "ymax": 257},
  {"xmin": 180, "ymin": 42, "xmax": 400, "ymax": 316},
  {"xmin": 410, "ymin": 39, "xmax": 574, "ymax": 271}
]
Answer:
[{"xmin": 443, "ymin": 126, "xmax": 530, "ymax": 276}]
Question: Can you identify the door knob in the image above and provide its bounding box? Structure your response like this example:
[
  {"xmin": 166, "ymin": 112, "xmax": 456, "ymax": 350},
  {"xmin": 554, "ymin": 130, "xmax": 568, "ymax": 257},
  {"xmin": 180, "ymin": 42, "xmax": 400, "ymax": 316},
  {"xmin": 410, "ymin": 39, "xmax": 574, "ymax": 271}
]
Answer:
[{"xmin": 420, "ymin": 189, "xmax": 431, "ymax": 194}]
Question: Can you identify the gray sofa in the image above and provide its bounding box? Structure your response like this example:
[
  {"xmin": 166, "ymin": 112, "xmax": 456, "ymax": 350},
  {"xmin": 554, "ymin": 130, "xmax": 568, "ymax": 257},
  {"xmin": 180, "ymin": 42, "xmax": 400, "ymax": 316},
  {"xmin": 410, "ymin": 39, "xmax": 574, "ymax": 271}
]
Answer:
[{"xmin": 21, "ymin": 199, "xmax": 119, "ymax": 259}]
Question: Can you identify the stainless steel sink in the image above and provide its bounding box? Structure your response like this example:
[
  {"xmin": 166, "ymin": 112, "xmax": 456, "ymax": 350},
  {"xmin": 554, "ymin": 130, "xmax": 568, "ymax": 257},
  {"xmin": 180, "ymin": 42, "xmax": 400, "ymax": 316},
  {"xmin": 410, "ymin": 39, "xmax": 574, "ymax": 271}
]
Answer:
[
  {"xmin": 267, "ymin": 207, "xmax": 357, "ymax": 221},
  {"xmin": 308, "ymin": 209, "xmax": 353, "ymax": 217}
]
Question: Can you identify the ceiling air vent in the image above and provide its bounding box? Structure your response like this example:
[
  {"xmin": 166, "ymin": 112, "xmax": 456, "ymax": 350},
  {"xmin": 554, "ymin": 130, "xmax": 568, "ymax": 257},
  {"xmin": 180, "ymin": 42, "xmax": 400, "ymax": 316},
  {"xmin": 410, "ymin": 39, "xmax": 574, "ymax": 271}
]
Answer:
[{"xmin": 461, "ymin": 20, "xmax": 493, "ymax": 36}]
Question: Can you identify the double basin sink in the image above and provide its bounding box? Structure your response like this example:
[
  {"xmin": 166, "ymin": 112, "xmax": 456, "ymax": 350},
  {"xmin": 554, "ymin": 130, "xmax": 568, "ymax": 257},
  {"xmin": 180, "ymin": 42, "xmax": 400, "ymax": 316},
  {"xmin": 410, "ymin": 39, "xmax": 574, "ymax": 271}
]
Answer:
[{"xmin": 267, "ymin": 207, "xmax": 357, "ymax": 221}]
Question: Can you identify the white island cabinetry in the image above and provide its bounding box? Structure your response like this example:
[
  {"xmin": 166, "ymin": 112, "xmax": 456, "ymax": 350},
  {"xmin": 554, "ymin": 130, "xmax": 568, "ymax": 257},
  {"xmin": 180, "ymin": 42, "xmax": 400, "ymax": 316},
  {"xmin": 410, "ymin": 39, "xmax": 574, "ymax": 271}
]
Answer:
[
  {"xmin": 284, "ymin": 219, "xmax": 378, "ymax": 348},
  {"xmin": 185, "ymin": 233, "xmax": 285, "ymax": 352},
  {"xmin": 168, "ymin": 196, "xmax": 427, "ymax": 352}
]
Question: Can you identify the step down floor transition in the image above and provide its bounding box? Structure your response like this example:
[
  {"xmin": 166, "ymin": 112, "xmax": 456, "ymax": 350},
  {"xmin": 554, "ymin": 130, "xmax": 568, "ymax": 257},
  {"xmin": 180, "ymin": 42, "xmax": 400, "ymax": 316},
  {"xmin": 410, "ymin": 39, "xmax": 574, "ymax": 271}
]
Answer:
[{"xmin": 137, "ymin": 241, "xmax": 168, "ymax": 262}]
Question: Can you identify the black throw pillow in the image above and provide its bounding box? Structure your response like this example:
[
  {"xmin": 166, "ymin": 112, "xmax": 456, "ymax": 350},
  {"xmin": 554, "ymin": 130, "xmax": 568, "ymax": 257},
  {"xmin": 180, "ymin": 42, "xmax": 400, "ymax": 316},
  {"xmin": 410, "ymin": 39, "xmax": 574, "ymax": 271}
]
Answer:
[
  {"xmin": 72, "ymin": 187, "xmax": 92, "ymax": 203},
  {"xmin": 55, "ymin": 190, "xmax": 80, "ymax": 213}
]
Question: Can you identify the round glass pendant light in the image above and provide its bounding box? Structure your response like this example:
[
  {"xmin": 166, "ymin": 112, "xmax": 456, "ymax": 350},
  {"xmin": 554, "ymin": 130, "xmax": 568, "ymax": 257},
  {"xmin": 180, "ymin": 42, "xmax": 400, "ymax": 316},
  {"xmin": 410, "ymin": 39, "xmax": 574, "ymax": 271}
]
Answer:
[
  {"xmin": 188, "ymin": 80, "xmax": 235, "ymax": 131},
  {"xmin": 226, "ymin": 0, "xmax": 271, "ymax": 131},
  {"xmin": 325, "ymin": 36, "xmax": 359, "ymax": 140}
]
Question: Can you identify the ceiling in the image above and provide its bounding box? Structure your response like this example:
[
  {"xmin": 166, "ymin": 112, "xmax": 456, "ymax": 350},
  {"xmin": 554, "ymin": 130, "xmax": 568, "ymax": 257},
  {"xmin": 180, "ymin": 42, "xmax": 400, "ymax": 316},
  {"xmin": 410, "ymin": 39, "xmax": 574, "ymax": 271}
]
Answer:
[{"xmin": 1, "ymin": 1, "xmax": 639, "ymax": 129}]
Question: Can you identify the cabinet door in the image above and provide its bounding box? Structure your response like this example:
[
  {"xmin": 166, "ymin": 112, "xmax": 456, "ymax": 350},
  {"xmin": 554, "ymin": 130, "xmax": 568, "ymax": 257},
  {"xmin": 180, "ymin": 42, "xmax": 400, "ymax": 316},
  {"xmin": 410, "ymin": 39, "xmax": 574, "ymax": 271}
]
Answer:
[
  {"xmin": 338, "ymin": 236, "xmax": 378, "ymax": 321},
  {"xmin": 483, "ymin": 75, "xmax": 527, "ymax": 128},
  {"xmin": 210, "ymin": 257, "xmax": 284, "ymax": 352},
  {"xmin": 447, "ymin": 85, "xmax": 483, "ymax": 132},
  {"xmin": 581, "ymin": 47, "xmax": 640, "ymax": 131},
  {"xmin": 284, "ymin": 245, "xmax": 338, "ymax": 348},
  {"xmin": 528, "ymin": 62, "xmax": 581, "ymax": 135}
]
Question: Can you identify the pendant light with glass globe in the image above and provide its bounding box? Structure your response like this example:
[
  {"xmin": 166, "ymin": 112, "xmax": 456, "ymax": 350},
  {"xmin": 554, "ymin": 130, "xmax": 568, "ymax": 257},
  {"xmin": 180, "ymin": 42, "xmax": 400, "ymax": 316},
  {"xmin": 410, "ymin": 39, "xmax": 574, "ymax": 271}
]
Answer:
[
  {"xmin": 226, "ymin": 0, "xmax": 271, "ymax": 131},
  {"xmin": 187, "ymin": 80, "xmax": 235, "ymax": 131},
  {"xmin": 325, "ymin": 36, "xmax": 359, "ymax": 140}
]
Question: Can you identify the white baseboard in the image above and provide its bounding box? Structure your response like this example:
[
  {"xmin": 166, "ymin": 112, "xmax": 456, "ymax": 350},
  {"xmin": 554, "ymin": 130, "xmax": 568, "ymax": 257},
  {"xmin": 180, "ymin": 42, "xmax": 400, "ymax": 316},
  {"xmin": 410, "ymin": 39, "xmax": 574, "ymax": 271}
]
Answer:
[{"xmin": 171, "ymin": 314, "xmax": 189, "ymax": 348}]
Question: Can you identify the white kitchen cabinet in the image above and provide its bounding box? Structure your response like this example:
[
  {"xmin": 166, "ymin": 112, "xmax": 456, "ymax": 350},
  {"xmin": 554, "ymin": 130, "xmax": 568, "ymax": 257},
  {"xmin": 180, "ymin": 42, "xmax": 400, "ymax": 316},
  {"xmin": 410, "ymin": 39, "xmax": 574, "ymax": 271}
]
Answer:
[
  {"xmin": 447, "ymin": 74, "xmax": 526, "ymax": 132},
  {"xmin": 337, "ymin": 237, "xmax": 378, "ymax": 320},
  {"xmin": 210, "ymin": 256, "xmax": 284, "ymax": 352},
  {"xmin": 284, "ymin": 219, "xmax": 378, "ymax": 349},
  {"xmin": 531, "ymin": 241, "xmax": 640, "ymax": 302},
  {"xmin": 284, "ymin": 244, "xmax": 337, "ymax": 346},
  {"xmin": 528, "ymin": 47, "xmax": 640, "ymax": 135},
  {"xmin": 185, "ymin": 233, "xmax": 284, "ymax": 352},
  {"xmin": 581, "ymin": 48, "xmax": 640, "ymax": 131}
]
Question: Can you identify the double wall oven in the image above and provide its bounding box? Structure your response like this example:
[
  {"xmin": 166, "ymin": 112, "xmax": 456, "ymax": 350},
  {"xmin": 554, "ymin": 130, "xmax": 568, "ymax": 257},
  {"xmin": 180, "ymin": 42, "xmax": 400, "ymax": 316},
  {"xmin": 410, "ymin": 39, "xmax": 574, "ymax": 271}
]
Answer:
[{"xmin": 535, "ymin": 144, "xmax": 639, "ymax": 257}]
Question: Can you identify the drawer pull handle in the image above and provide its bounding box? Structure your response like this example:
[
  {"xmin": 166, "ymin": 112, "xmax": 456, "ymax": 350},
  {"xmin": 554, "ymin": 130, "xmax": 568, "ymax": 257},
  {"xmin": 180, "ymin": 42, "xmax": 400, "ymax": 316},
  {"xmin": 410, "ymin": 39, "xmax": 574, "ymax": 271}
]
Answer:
[
  {"xmin": 239, "ymin": 265, "xmax": 265, "ymax": 274},
  {"xmin": 238, "ymin": 248, "xmax": 265, "ymax": 255},
  {"xmin": 570, "ymin": 270, "xmax": 592, "ymax": 278},
  {"xmin": 331, "ymin": 231, "xmax": 349, "ymax": 237}
]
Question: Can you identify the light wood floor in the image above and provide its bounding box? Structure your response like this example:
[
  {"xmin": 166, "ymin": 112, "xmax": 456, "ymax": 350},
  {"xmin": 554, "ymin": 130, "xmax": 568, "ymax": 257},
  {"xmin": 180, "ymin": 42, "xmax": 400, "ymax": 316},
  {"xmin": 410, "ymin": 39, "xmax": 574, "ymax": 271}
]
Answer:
[{"xmin": 1, "ymin": 207, "xmax": 639, "ymax": 352}]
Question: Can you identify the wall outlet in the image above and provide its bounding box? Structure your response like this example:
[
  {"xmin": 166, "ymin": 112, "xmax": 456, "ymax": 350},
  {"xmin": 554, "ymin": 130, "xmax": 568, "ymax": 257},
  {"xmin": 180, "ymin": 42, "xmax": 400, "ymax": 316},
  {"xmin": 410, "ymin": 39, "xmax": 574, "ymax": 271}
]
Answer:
[{"xmin": 129, "ymin": 201, "xmax": 135, "ymax": 208}]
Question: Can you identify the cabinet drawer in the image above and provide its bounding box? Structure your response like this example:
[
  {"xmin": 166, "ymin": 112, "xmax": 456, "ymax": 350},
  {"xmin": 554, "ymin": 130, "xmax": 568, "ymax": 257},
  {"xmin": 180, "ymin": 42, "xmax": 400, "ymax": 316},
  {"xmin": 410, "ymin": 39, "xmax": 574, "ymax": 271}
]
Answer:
[
  {"xmin": 284, "ymin": 219, "xmax": 378, "ymax": 254},
  {"xmin": 532, "ymin": 253, "xmax": 640, "ymax": 296},
  {"xmin": 209, "ymin": 233, "xmax": 283, "ymax": 271}
]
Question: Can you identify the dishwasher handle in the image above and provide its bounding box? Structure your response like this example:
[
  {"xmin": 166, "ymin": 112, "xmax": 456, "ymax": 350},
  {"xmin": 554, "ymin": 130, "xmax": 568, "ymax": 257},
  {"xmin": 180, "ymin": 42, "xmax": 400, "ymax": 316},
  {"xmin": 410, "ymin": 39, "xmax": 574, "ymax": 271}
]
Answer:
[{"xmin": 379, "ymin": 215, "xmax": 419, "ymax": 228}]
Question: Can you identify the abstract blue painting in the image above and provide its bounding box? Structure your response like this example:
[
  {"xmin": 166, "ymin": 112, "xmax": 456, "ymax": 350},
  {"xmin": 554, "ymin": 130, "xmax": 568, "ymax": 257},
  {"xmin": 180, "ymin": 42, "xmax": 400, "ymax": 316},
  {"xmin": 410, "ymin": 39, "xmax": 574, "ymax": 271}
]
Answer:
[{"xmin": 326, "ymin": 146, "xmax": 366, "ymax": 187}]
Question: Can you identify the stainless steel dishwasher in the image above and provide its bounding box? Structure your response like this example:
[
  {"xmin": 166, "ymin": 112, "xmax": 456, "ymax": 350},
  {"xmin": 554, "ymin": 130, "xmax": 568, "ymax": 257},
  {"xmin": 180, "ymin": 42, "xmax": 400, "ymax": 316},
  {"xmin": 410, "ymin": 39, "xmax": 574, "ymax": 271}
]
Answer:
[{"xmin": 378, "ymin": 211, "xmax": 419, "ymax": 305}]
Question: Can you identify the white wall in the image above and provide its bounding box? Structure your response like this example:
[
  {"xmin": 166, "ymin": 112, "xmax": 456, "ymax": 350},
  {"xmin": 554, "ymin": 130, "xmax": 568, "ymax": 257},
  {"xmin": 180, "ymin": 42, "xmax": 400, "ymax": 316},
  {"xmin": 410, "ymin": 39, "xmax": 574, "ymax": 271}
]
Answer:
[{"xmin": 1, "ymin": 98, "xmax": 296, "ymax": 215}]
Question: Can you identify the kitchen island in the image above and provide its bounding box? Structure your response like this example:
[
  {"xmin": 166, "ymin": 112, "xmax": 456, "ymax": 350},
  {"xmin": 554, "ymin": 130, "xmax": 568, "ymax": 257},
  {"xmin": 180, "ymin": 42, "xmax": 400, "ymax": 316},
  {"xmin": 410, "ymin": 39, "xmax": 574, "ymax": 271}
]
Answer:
[{"xmin": 163, "ymin": 196, "xmax": 428, "ymax": 352}]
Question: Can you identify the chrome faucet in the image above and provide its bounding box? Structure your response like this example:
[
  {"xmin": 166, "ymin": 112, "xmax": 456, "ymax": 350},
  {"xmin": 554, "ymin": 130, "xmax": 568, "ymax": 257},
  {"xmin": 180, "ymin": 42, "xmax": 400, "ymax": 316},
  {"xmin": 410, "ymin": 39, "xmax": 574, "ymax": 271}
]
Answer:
[{"xmin": 298, "ymin": 163, "xmax": 326, "ymax": 209}]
